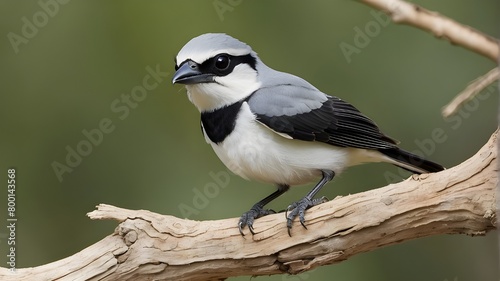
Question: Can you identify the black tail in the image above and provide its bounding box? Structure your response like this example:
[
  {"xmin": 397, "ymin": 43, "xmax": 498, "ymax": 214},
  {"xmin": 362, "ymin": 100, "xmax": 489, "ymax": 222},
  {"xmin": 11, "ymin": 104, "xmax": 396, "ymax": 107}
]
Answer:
[{"xmin": 379, "ymin": 147, "xmax": 445, "ymax": 174}]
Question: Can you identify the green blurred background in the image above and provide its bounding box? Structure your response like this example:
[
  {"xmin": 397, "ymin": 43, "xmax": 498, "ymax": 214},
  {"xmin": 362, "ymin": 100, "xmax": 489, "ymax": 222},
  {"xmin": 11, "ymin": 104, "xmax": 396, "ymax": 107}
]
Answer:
[{"xmin": 1, "ymin": 1, "xmax": 498, "ymax": 280}]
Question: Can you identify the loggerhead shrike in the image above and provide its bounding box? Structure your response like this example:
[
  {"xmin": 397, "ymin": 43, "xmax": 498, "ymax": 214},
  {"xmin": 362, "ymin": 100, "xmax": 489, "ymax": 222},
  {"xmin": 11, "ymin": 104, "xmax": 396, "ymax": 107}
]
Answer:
[{"xmin": 172, "ymin": 33, "xmax": 444, "ymax": 236}]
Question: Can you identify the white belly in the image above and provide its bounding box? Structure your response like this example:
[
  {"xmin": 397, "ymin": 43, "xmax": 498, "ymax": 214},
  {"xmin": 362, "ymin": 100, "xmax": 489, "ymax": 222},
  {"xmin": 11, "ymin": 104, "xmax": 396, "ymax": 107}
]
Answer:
[{"xmin": 204, "ymin": 103, "xmax": 382, "ymax": 186}]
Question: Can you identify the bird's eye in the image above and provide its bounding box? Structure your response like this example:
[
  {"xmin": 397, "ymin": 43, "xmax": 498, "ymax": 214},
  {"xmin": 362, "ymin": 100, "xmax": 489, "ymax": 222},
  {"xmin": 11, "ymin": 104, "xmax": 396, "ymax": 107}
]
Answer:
[{"xmin": 215, "ymin": 55, "xmax": 230, "ymax": 70}]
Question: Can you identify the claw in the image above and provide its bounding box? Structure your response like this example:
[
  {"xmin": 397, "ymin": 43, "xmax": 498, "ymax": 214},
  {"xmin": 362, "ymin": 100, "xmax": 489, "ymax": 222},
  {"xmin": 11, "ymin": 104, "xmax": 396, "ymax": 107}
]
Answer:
[
  {"xmin": 238, "ymin": 205, "xmax": 275, "ymax": 235},
  {"xmin": 286, "ymin": 196, "xmax": 328, "ymax": 236},
  {"xmin": 238, "ymin": 222, "xmax": 245, "ymax": 236},
  {"xmin": 248, "ymin": 224, "xmax": 255, "ymax": 235},
  {"xmin": 238, "ymin": 185, "xmax": 290, "ymax": 235},
  {"xmin": 299, "ymin": 217, "xmax": 308, "ymax": 229}
]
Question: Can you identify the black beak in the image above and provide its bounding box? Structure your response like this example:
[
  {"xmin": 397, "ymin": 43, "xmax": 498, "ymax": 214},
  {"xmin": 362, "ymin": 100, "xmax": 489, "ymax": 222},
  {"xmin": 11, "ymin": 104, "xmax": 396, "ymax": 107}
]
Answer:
[{"xmin": 172, "ymin": 60, "xmax": 215, "ymax": 84}]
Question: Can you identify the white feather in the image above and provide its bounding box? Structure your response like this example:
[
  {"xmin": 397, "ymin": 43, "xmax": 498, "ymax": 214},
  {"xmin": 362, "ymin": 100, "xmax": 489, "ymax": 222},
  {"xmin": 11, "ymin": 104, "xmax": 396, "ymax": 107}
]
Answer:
[
  {"xmin": 186, "ymin": 64, "xmax": 261, "ymax": 112},
  {"xmin": 204, "ymin": 103, "xmax": 389, "ymax": 186}
]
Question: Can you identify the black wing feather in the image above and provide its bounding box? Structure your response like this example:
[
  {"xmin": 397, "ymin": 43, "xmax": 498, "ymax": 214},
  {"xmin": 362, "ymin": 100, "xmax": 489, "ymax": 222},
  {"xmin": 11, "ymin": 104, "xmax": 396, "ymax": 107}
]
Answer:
[{"xmin": 254, "ymin": 96, "xmax": 397, "ymax": 150}]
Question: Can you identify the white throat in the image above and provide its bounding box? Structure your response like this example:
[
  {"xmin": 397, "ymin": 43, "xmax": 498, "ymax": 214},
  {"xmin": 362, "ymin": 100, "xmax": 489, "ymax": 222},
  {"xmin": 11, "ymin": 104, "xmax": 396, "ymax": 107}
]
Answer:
[{"xmin": 185, "ymin": 64, "xmax": 261, "ymax": 112}]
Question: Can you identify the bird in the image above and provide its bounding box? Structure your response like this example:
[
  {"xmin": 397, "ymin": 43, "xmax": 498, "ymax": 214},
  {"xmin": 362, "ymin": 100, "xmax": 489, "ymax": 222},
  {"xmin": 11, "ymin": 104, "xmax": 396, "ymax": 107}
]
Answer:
[{"xmin": 172, "ymin": 33, "xmax": 444, "ymax": 236}]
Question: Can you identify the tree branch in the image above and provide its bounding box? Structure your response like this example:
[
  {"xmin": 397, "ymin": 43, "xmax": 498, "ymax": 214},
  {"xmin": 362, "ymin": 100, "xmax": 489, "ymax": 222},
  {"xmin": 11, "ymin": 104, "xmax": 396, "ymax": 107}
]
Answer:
[
  {"xmin": 358, "ymin": 0, "xmax": 500, "ymax": 62},
  {"xmin": 1, "ymin": 131, "xmax": 496, "ymax": 281},
  {"xmin": 442, "ymin": 67, "xmax": 500, "ymax": 118}
]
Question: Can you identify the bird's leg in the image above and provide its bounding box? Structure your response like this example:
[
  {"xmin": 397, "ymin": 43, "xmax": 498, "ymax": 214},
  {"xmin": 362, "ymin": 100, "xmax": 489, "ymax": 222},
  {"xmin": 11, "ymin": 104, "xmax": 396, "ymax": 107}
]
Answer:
[
  {"xmin": 239, "ymin": 184, "xmax": 289, "ymax": 235},
  {"xmin": 286, "ymin": 170, "xmax": 335, "ymax": 236}
]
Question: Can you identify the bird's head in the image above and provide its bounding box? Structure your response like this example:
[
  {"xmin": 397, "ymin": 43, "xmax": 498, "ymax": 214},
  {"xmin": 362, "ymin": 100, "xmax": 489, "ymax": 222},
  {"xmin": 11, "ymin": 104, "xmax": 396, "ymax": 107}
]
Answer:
[{"xmin": 172, "ymin": 33, "xmax": 262, "ymax": 112}]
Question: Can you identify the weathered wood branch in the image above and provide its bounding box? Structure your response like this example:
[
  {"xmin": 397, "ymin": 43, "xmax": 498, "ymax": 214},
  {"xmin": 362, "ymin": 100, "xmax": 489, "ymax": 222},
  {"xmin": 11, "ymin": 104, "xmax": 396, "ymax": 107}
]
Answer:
[
  {"xmin": 442, "ymin": 67, "xmax": 500, "ymax": 118},
  {"xmin": 1, "ymin": 131, "xmax": 497, "ymax": 280},
  {"xmin": 358, "ymin": 0, "xmax": 500, "ymax": 62}
]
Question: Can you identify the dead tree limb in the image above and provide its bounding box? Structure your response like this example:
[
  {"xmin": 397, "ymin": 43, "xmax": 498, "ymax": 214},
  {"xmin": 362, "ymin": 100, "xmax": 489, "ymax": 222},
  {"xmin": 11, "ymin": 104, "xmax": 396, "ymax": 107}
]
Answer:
[
  {"xmin": 0, "ymin": 130, "xmax": 496, "ymax": 281},
  {"xmin": 358, "ymin": 0, "xmax": 500, "ymax": 62},
  {"xmin": 442, "ymin": 67, "xmax": 500, "ymax": 118}
]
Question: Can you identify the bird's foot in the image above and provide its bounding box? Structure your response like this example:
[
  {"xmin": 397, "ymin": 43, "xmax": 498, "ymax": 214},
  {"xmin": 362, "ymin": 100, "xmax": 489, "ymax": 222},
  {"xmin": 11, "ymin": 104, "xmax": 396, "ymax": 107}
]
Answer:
[
  {"xmin": 238, "ymin": 204, "xmax": 275, "ymax": 235},
  {"xmin": 286, "ymin": 196, "xmax": 328, "ymax": 236}
]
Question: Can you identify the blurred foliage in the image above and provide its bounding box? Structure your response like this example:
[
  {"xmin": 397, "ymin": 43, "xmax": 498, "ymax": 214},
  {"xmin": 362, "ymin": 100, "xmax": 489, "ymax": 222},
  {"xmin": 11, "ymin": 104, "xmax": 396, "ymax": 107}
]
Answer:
[{"xmin": 0, "ymin": 1, "xmax": 498, "ymax": 280}]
